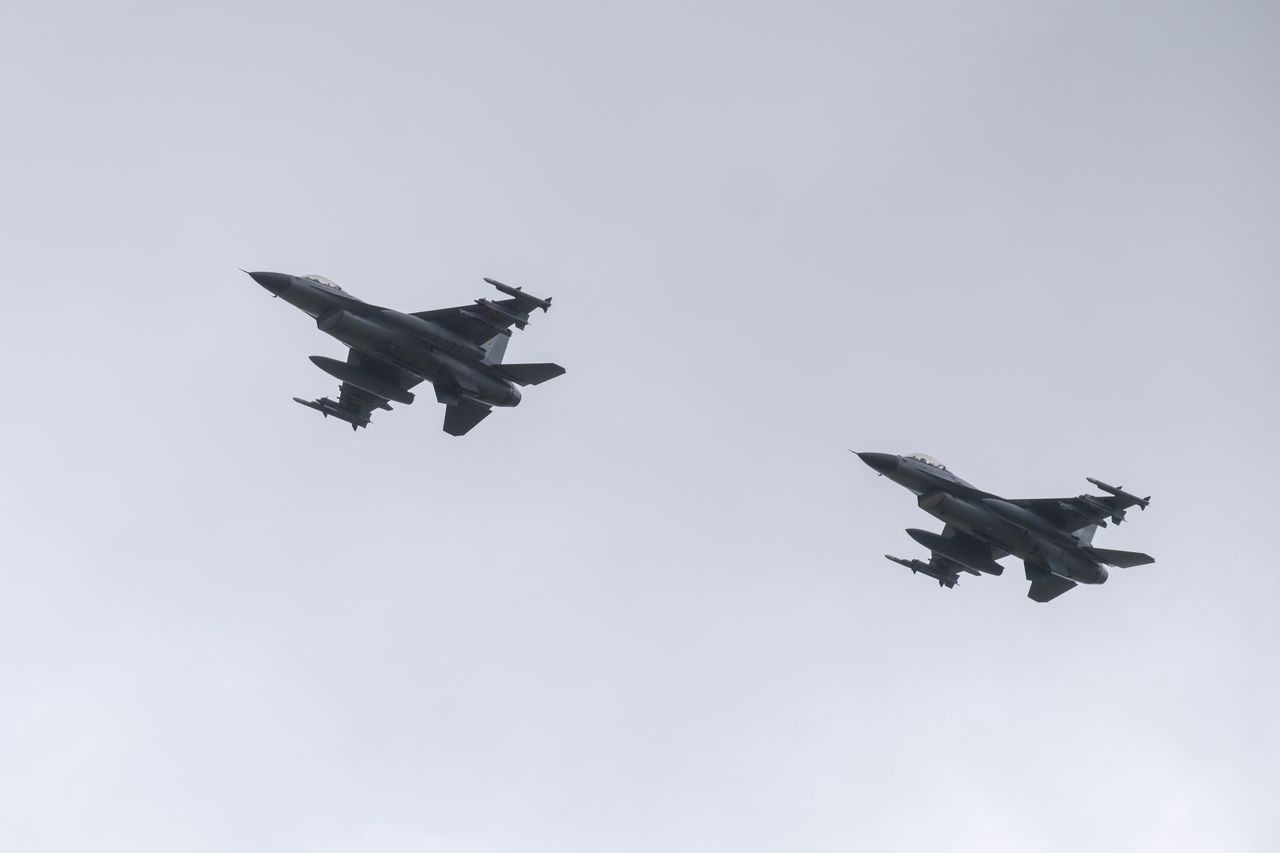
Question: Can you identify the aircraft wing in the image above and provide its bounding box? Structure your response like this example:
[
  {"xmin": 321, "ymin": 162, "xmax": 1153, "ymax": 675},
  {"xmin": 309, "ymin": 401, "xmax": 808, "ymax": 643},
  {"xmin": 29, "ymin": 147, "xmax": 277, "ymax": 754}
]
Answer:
[
  {"xmin": 885, "ymin": 524, "xmax": 1010, "ymax": 589},
  {"xmin": 411, "ymin": 298, "xmax": 531, "ymax": 344},
  {"xmin": 1009, "ymin": 491, "xmax": 1146, "ymax": 533},
  {"xmin": 941, "ymin": 524, "xmax": 1009, "ymax": 563},
  {"xmin": 411, "ymin": 279, "xmax": 553, "ymax": 345},
  {"xmin": 294, "ymin": 350, "xmax": 424, "ymax": 430}
]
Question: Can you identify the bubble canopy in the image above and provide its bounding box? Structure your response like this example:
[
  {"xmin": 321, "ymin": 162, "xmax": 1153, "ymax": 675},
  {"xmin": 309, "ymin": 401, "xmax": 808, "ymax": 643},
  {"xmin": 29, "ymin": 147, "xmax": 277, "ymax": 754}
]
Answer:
[
  {"xmin": 906, "ymin": 452, "xmax": 947, "ymax": 471},
  {"xmin": 301, "ymin": 274, "xmax": 343, "ymax": 291}
]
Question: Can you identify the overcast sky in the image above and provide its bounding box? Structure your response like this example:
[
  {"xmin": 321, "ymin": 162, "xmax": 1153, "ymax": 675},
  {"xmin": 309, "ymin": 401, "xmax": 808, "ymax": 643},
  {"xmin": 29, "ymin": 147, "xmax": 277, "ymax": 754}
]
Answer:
[{"xmin": 2, "ymin": 1, "xmax": 1278, "ymax": 850}]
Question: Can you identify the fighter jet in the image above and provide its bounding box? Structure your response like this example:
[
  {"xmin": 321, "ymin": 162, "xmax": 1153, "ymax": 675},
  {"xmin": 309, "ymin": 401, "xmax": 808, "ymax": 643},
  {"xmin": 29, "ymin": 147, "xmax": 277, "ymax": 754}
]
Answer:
[
  {"xmin": 855, "ymin": 452, "xmax": 1154, "ymax": 602},
  {"xmin": 247, "ymin": 271, "xmax": 564, "ymax": 435}
]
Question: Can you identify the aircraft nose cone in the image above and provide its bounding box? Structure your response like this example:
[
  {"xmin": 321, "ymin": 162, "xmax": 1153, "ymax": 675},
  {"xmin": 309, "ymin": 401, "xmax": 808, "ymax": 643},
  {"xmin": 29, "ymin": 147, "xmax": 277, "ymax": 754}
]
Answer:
[
  {"xmin": 247, "ymin": 270, "xmax": 293, "ymax": 296},
  {"xmin": 856, "ymin": 452, "xmax": 899, "ymax": 475}
]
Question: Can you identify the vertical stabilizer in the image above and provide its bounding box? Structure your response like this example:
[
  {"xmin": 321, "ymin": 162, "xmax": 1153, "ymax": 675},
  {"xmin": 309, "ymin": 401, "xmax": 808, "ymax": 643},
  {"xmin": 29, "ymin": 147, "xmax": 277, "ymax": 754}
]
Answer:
[
  {"xmin": 482, "ymin": 333, "xmax": 510, "ymax": 365},
  {"xmin": 1074, "ymin": 523, "xmax": 1099, "ymax": 545}
]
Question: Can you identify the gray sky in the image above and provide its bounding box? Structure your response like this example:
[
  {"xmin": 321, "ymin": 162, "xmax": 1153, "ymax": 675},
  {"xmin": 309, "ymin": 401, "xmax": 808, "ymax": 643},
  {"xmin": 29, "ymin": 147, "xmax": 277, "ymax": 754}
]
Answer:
[{"xmin": 2, "ymin": 1, "xmax": 1278, "ymax": 850}]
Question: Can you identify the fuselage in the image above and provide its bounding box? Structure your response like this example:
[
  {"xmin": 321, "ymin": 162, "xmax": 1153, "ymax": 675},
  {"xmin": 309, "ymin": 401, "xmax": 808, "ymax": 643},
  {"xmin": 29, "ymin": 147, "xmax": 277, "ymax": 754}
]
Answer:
[
  {"xmin": 859, "ymin": 453, "xmax": 1109, "ymax": 585},
  {"xmin": 254, "ymin": 272, "xmax": 521, "ymax": 408}
]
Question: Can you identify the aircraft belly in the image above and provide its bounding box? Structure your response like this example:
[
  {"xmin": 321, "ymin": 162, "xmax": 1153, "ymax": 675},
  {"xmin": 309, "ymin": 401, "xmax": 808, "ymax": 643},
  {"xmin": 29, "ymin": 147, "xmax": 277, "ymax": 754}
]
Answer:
[
  {"xmin": 387, "ymin": 348, "xmax": 441, "ymax": 383},
  {"xmin": 918, "ymin": 492, "xmax": 996, "ymax": 538},
  {"xmin": 355, "ymin": 341, "xmax": 511, "ymax": 407},
  {"xmin": 918, "ymin": 491, "xmax": 1042, "ymax": 563},
  {"xmin": 252, "ymin": 269, "xmax": 561, "ymax": 435}
]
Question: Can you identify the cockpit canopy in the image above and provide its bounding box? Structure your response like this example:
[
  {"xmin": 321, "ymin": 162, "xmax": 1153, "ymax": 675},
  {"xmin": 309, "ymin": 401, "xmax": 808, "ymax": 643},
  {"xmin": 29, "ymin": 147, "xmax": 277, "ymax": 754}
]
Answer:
[
  {"xmin": 906, "ymin": 452, "xmax": 947, "ymax": 471},
  {"xmin": 302, "ymin": 274, "xmax": 343, "ymax": 291}
]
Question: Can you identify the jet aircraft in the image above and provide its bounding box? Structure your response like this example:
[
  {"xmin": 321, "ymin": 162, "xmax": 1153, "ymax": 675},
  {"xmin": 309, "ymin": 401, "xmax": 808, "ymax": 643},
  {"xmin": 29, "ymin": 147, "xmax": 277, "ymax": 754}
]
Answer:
[
  {"xmin": 248, "ymin": 271, "xmax": 565, "ymax": 435},
  {"xmin": 855, "ymin": 452, "xmax": 1153, "ymax": 602}
]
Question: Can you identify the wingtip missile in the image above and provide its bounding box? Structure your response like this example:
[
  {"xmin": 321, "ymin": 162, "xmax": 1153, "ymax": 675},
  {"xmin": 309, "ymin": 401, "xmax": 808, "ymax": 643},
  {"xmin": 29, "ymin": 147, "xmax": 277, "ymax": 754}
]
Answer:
[
  {"xmin": 484, "ymin": 277, "xmax": 552, "ymax": 312},
  {"xmin": 1086, "ymin": 477, "xmax": 1151, "ymax": 510}
]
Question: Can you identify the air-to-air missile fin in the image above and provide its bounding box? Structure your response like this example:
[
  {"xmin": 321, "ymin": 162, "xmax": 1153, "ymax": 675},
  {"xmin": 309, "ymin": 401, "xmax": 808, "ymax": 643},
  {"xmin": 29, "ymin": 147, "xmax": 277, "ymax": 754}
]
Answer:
[
  {"xmin": 1082, "ymin": 547, "xmax": 1155, "ymax": 568},
  {"xmin": 484, "ymin": 277, "xmax": 552, "ymax": 312}
]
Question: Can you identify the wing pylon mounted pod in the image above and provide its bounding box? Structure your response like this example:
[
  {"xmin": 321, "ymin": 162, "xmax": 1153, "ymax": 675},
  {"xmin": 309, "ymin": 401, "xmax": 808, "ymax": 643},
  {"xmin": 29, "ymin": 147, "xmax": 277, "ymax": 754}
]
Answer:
[
  {"xmin": 293, "ymin": 396, "xmax": 377, "ymax": 430},
  {"xmin": 884, "ymin": 554, "xmax": 960, "ymax": 588},
  {"xmin": 473, "ymin": 298, "xmax": 529, "ymax": 329}
]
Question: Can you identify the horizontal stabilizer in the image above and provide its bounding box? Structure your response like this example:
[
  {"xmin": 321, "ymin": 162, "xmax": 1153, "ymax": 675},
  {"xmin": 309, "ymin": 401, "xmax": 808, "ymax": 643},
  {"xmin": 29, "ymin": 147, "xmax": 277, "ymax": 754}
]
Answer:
[
  {"xmin": 496, "ymin": 362, "xmax": 566, "ymax": 386},
  {"xmin": 1028, "ymin": 574, "xmax": 1077, "ymax": 603},
  {"xmin": 1085, "ymin": 547, "xmax": 1155, "ymax": 568},
  {"xmin": 443, "ymin": 400, "xmax": 492, "ymax": 436}
]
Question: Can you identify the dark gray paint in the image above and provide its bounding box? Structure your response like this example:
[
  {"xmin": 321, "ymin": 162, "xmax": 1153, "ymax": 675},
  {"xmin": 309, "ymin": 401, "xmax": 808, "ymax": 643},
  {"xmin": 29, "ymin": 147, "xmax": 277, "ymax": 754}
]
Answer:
[
  {"xmin": 248, "ymin": 271, "xmax": 564, "ymax": 435},
  {"xmin": 3, "ymin": 1, "xmax": 1277, "ymax": 850},
  {"xmin": 856, "ymin": 452, "xmax": 1153, "ymax": 602}
]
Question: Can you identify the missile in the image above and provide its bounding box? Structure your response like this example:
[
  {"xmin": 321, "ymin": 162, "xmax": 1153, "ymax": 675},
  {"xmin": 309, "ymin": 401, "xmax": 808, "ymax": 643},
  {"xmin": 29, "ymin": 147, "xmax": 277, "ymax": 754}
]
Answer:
[
  {"xmin": 1069, "ymin": 494, "xmax": 1127, "ymax": 526},
  {"xmin": 474, "ymin": 298, "xmax": 528, "ymax": 329},
  {"xmin": 309, "ymin": 356, "xmax": 416, "ymax": 405},
  {"xmin": 1086, "ymin": 478, "xmax": 1150, "ymax": 510},
  {"xmin": 905, "ymin": 528, "xmax": 1004, "ymax": 575},
  {"xmin": 484, "ymin": 277, "xmax": 552, "ymax": 312},
  {"xmin": 1056, "ymin": 499, "xmax": 1107, "ymax": 527},
  {"xmin": 885, "ymin": 554, "xmax": 959, "ymax": 588},
  {"xmin": 293, "ymin": 396, "xmax": 371, "ymax": 429},
  {"xmin": 459, "ymin": 307, "xmax": 514, "ymax": 336}
]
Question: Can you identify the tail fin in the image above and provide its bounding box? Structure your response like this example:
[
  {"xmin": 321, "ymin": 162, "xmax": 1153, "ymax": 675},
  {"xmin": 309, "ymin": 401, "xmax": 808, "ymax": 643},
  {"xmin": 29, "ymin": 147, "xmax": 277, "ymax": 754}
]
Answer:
[
  {"xmin": 481, "ymin": 333, "xmax": 511, "ymax": 365},
  {"xmin": 1074, "ymin": 523, "xmax": 1099, "ymax": 546},
  {"xmin": 496, "ymin": 363, "xmax": 566, "ymax": 386},
  {"xmin": 1085, "ymin": 547, "xmax": 1155, "ymax": 568}
]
